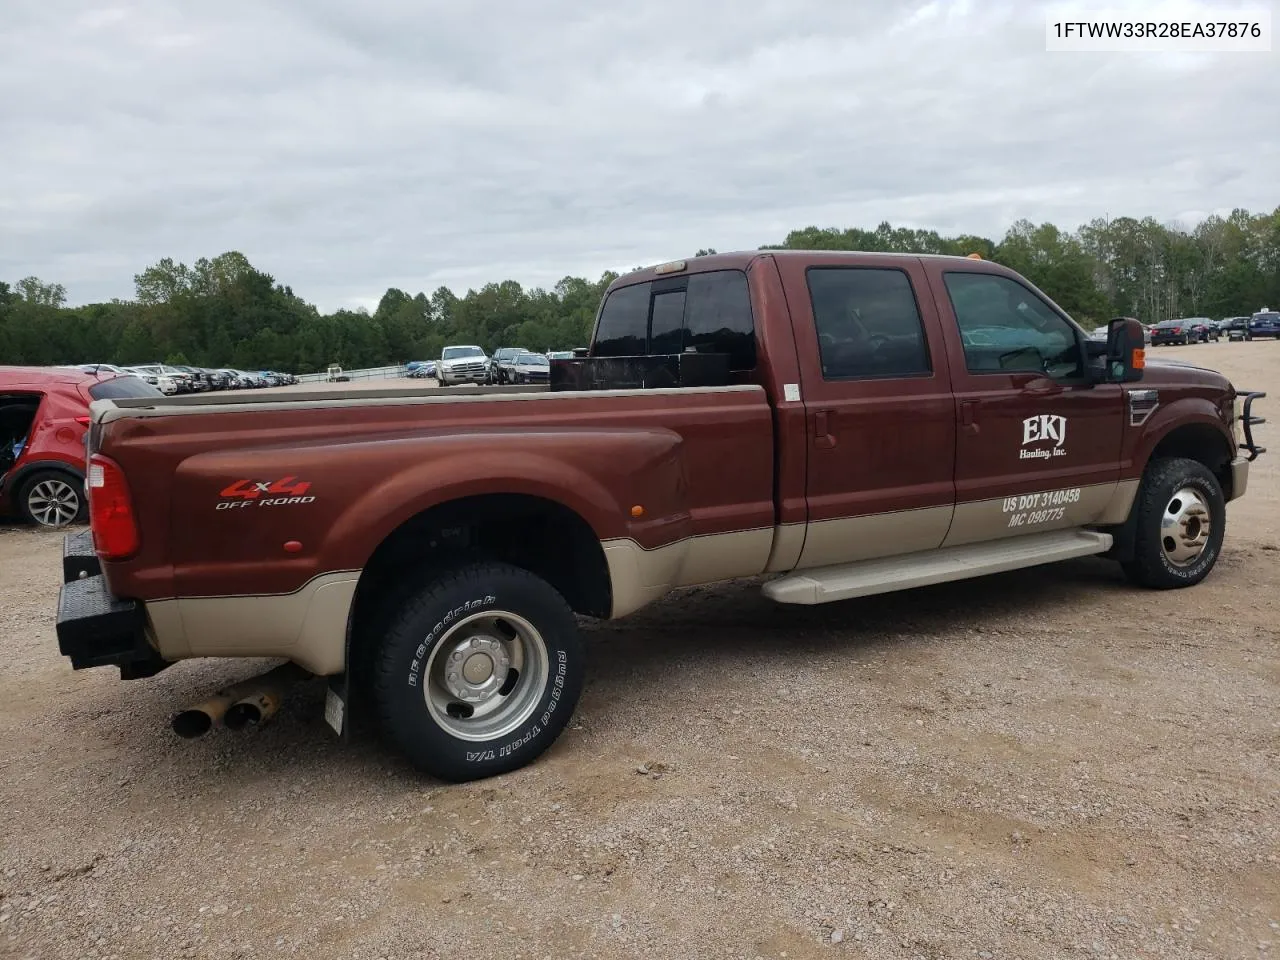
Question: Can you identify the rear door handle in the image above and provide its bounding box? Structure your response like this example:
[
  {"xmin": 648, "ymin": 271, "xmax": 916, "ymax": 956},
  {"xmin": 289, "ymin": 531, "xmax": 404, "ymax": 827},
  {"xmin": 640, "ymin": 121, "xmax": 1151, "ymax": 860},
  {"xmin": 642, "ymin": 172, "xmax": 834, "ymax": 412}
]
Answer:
[
  {"xmin": 960, "ymin": 400, "xmax": 979, "ymax": 436},
  {"xmin": 814, "ymin": 410, "xmax": 836, "ymax": 449}
]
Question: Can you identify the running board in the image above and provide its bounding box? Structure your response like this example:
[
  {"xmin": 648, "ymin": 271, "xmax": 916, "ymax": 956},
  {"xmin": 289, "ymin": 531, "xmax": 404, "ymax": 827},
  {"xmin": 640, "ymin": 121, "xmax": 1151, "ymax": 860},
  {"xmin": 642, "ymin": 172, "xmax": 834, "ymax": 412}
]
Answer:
[{"xmin": 762, "ymin": 529, "xmax": 1113, "ymax": 605}]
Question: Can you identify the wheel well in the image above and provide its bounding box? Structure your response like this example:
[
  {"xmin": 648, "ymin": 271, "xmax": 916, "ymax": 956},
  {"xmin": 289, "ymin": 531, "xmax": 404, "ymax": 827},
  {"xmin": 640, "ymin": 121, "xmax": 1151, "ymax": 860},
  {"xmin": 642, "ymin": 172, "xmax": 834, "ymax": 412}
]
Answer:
[
  {"xmin": 350, "ymin": 493, "xmax": 612, "ymax": 655},
  {"xmin": 1148, "ymin": 423, "xmax": 1234, "ymax": 498}
]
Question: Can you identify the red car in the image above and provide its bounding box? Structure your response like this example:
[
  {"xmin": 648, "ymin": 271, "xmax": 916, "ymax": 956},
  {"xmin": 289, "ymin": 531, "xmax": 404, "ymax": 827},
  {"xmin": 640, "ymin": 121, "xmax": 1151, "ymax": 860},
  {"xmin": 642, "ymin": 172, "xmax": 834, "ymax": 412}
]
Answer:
[{"xmin": 1, "ymin": 367, "xmax": 160, "ymax": 528}]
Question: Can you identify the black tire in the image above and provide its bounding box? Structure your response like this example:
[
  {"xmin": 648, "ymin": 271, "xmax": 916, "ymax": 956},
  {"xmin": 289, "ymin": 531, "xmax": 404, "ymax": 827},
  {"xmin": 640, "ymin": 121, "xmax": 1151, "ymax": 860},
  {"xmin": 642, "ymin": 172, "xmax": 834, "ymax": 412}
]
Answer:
[
  {"xmin": 1121, "ymin": 457, "xmax": 1225, "ymax": 590},
  {"xmin": 17, "ymin": 469, "xmax": 87, "ymax": 528},
  {"xmin": 371, "ymin": 562, "xmax": 585, "ymax": 782}
]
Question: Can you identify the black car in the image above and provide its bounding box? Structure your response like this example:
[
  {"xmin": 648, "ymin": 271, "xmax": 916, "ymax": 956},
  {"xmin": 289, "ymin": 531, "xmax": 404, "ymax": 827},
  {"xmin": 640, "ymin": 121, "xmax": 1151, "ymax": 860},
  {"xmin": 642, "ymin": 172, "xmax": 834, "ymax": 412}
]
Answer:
[
  {"xmin": 489, "ymin": 347, "xmax": 527, "ymax": 384},
  {"xmin": 1185, "ymin": 318, "xmax": 1219, "ymax": 342},
  {"xmin": 1150, "ymin": 319, "xmax": 1193, "ymax": 345},
  {"xmin": 1150, "ymin": 318, "xmax": 1215, "ymax": 345},
  {"xmin": 199, "ymin": 368, "xmax": 231, "ymax": 390},
  {"xmin": 1224, "ymin": 316, "xmax": 1252, "ymax": 341}
]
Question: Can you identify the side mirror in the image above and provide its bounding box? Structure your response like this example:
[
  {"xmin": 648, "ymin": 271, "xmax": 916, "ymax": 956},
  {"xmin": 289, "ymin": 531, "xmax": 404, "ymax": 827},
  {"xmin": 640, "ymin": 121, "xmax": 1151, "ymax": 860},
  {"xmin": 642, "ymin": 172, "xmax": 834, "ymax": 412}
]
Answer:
[{"xmin": 1105, "ymin": 317, "xmax": 1145, "ymax": 383}]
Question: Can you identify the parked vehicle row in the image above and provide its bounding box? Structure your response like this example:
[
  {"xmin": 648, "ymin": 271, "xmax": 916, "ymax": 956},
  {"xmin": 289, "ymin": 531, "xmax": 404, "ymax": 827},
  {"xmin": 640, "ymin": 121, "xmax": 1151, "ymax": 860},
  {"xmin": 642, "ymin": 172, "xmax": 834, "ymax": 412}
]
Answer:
[
  {"xmin": 418, "ymin": 347, "xmax": 586, "ymax": 386},
  {"xmin": 1150, "ymin": 318, "xmax": 1221, "ymax": 345},
  {"xmin": 1135, "ymin": 310, "xmax": 1280, "ymax": 346},
  {"xmin": 67, "ymin": 364, "xmax": 298, "ymax": 392}
]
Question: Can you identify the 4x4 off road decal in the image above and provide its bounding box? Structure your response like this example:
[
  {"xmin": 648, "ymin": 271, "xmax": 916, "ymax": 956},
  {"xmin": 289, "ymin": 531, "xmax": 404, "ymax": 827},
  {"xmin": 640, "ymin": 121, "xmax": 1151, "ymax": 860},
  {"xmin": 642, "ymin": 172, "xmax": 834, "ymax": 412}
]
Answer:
[{"xmin": 216, "ymin": 476, "xmax": 315, "ymax": 510}]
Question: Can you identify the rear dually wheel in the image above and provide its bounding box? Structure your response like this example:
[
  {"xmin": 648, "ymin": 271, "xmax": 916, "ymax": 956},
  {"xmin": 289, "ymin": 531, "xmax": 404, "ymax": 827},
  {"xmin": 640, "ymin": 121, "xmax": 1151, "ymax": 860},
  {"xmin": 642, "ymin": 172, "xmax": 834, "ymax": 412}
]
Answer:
[{"xmin": 370, "ymin": 562, "xmax": 585, "ymax": 782}]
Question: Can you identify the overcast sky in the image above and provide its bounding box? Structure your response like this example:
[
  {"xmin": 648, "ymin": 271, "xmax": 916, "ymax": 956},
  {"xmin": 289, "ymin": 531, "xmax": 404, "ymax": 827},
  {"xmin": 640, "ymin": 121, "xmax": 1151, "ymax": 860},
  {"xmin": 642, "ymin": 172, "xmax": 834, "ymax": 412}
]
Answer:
[{"xmin": 1, "ymin": 0, "xmax": 1275, "ymax": 312}]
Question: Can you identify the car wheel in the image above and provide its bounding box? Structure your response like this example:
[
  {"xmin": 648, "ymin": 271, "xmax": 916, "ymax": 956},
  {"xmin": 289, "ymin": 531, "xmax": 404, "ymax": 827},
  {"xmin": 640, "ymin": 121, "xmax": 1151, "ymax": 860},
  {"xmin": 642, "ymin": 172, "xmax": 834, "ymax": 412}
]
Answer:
[
  {"xmin": 18, "ymin": 470, "xmax": 87, "ymax": 528},
  {"xmin": 370, "ymin": 562, "xmax": 585, "ymax": 782},
  {"xmin": 1121, "ymin": 457, "xmax": 1225, "ymax": 590}
]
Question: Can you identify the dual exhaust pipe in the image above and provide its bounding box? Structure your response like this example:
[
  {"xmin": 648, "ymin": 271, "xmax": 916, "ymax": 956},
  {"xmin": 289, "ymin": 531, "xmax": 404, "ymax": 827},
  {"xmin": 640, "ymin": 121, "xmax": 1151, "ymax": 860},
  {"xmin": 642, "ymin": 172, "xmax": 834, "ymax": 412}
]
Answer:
[{"xmin": 171, "ymin": 663, "xmax": 307, "ymax": 739}]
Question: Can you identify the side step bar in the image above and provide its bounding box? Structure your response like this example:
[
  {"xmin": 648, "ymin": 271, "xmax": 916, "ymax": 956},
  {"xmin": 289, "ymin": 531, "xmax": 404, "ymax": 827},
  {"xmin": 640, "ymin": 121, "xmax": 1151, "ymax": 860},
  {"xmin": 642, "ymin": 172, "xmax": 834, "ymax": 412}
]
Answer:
[{"xmin": 762, "ymin": 529, "xmax": 1113, "ymax": 605}]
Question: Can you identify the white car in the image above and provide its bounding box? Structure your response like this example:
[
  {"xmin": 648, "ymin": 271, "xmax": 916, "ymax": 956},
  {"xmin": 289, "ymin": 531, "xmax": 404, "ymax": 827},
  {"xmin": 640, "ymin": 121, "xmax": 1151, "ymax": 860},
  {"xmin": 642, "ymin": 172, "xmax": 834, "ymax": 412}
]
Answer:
[{"xmin": 437, "ymin": 345, "xmax": 490, "ymax": 385}]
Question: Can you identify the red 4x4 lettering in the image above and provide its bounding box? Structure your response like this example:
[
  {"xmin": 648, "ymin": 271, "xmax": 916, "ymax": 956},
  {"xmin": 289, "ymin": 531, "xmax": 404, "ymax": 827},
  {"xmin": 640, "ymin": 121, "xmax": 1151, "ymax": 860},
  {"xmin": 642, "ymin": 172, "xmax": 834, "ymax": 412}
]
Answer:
[
  {"xmin": 220, "ymin": 476, "xmax": 311, "ymax": 499},
  {"xmin": 267, "ymin": 476, "xmax": 311, "ymax": 496}
]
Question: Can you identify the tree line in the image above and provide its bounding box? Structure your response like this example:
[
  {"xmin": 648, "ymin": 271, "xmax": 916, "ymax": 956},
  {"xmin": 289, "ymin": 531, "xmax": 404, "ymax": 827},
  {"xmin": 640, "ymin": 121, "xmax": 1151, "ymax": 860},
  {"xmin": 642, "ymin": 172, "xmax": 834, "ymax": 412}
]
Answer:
[{"xmin": 2, "ymin": 207, "xmax": 1277, "ymax": 374}]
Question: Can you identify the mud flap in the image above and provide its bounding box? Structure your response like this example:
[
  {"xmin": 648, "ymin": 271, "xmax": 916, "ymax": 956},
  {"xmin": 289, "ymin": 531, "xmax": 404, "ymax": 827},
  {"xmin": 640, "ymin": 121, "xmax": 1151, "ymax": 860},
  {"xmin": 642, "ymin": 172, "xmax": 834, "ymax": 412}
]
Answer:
[
  {"xmin": 325, "ymin": 674, "xmax": 349, "ymax": 740},
  {"xmin": 324, "ymin": 607, "xmax": 355, "ymax": 742}
]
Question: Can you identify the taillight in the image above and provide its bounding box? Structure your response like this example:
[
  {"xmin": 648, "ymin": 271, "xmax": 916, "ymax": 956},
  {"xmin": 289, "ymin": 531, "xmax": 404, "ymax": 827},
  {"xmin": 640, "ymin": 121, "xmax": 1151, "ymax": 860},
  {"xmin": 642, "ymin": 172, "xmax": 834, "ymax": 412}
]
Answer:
[
  {"xmin": 1172, "ymin": 327, "xmax": 1182, "ymax": 333},
  {"xmin": 87, "ymin": 454, "xmax": 139, "ymax": 560}
]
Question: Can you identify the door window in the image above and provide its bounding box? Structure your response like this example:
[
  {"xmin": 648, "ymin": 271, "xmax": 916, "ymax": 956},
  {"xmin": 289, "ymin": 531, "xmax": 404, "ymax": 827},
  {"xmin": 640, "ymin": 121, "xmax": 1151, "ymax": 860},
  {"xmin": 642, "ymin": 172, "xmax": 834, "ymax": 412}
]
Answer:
[
  {"xmin": 805, "ymin": 267, "xmax": 931, "ymax": 380},
  {"xmin": 943, "ymin": 272, "xmax": 1082, "ymax": 378}
]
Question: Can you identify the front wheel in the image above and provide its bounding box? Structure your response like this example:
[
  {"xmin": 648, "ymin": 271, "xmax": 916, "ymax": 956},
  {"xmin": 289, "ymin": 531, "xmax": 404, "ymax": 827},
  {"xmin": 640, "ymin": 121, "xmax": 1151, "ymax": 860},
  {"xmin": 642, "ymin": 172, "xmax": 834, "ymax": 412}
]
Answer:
[
  {"xmin": 18, "ymin": 470, "xmax": 87, "ymax": 528},
  {"xmin": 1121, "ymin": 457, "xmax": 1225, "ymax": 589},
  {"xmin": 370, "ymin": 562, "xmax": 585, "ymax": 781}
]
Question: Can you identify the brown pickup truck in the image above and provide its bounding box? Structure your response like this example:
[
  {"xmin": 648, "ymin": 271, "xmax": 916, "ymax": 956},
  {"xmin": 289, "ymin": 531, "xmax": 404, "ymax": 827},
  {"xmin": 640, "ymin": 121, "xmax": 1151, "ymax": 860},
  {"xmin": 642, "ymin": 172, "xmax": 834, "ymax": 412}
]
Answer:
[{"xmin": 56, "ymin": 250, "xmax": 1266, "ymax": 782}]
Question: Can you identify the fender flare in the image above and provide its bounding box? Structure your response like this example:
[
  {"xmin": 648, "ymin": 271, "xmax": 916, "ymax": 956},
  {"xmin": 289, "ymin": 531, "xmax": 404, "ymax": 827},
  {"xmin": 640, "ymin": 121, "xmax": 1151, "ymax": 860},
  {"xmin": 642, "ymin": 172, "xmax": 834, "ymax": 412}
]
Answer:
[
  {"xmin": 323, "ymin": 430, "xmax": 688, "ymax": 574},
  {"xmin": 1129, "ymin": 398, "xmax": 1234, "ymax": 479}
]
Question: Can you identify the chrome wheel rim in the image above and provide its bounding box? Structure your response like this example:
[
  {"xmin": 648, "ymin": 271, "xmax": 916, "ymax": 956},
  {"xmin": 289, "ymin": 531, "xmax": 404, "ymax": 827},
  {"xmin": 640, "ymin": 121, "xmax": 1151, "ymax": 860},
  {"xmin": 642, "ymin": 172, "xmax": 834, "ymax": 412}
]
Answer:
[
  {"xmin": 1161, "ymin": 486, "xmax": 1211, "ymax": 567},
  {"xmin": 27, "ymin": 479, "xmax": 80, "ymax": 527},
  {"xmin": 422, "ymin": 610, "xmax": 549, "ymax": 742}
]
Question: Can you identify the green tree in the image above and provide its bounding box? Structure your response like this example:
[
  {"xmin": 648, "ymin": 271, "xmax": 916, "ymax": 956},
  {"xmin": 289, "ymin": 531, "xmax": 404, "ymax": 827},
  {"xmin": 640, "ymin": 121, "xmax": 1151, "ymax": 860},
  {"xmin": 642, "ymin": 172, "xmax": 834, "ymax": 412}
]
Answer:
[{"xmin": 5, "ymin": 209, "xmax": 1279, "ymax": 368}]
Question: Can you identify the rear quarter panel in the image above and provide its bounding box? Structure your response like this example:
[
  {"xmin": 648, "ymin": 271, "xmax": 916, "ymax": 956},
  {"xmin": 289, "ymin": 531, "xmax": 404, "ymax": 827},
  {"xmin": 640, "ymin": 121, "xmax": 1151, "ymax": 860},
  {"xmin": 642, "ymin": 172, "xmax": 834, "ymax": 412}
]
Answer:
[{"xmin": 97, "ymin": 386, "xmax": 776, "ymax": 602}]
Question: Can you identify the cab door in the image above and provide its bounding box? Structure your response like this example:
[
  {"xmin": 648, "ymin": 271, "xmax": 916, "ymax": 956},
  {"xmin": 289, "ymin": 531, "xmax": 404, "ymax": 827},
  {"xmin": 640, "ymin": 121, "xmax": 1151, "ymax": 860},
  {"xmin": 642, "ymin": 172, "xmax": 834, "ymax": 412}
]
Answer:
[
  {"xmin": 775, "ymin": 255, "xmax": 957, "ymax": 570},
  {"xmin": 921, "ymin": 261, "xmax": 1123, "ymax": 547}
]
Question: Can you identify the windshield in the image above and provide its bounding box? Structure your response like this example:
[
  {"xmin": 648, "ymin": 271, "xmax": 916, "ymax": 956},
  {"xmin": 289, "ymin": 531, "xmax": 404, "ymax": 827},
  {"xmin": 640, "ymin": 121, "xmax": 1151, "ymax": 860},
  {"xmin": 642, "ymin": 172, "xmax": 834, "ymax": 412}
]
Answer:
[
  {"xmin": 518, "ymin": 355, "xmax": 549, "ymax": 366},
  {"xmin": 443, "ymin": 346, "xmax": 485, "ymax": 360}
]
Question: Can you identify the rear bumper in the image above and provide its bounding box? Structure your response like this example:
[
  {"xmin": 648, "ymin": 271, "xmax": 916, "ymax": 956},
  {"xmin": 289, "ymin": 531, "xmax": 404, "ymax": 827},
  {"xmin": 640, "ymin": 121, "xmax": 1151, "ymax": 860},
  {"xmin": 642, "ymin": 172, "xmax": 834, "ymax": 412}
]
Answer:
[{"xmin": 55, "ymin": 532, "xmax": 168, "ymax": 678}]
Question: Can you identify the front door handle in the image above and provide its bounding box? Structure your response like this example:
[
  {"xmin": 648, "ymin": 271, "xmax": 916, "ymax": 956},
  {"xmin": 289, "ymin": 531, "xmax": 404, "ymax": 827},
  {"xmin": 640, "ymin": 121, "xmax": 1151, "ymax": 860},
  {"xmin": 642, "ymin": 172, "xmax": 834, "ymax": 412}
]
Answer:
[
  {"xmin": 815, "ymin": 410, "xmax": 836, "ymax": 449},
  {"xmin": 960, "ymin": 400, "xmax": 980, "ymax": 436}
]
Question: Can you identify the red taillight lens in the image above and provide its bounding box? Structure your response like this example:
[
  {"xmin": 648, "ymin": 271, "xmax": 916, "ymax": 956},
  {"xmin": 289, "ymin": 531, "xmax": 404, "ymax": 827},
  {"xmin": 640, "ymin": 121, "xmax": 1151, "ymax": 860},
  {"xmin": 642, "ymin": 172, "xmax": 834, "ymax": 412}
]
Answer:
[
  {"xmin": 87, "ymin": 454, "xmax": 139, "ymax": 560},
  {"xmin": 1172, "ymin": 327, "xmax": 1182, "ymax": 333}
]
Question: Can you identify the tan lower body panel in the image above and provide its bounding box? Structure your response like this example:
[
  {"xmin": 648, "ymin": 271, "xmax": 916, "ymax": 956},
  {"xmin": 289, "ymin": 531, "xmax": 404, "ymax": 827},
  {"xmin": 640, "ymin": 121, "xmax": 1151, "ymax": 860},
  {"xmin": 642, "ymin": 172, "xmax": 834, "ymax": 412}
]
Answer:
[
  {"xmin": 145, "ymin": 571, "xmax": 360, "ymax": 675},
  {"xmin": 794, "ymin": 504, "xmax": 954, "ymax": 570},
  {"xmin": 603, "ymin": 527, "xmax": 775, "ymax": 618},
  {"xmin": 605, "ymin": 481, "xmax": 1140, "ymax": 619},
  {"xmin": 942, "ymin": 479, "xmax": 1138, "ymax": 548}
]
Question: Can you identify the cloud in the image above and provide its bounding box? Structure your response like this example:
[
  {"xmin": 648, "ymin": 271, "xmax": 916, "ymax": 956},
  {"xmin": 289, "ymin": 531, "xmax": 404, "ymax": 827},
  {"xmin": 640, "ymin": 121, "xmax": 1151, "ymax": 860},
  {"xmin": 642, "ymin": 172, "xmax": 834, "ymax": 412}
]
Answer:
[{"xmin": 0, "ymin": 0, "xmax": 1274, "ymax": 311}]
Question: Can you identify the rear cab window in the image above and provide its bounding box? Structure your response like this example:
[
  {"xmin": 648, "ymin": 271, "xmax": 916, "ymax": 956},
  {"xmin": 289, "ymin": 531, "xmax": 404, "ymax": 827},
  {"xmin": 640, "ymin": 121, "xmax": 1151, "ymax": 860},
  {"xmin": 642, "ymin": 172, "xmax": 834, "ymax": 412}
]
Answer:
[{"xmin": 592, "ymin": 269, "xmax": 756, "ymax": 371}]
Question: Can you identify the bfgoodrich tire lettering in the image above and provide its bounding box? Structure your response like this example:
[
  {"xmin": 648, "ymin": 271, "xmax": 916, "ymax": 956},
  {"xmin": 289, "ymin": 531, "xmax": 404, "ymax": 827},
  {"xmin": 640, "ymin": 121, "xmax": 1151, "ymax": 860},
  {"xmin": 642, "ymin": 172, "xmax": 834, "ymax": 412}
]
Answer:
[
  {"xmin": 1121, "ymin": 457, "xmax": 1226, "ymax": 589},
  {"xmin": 371, "ymin": 562, "xmax": 584, "ymax": 782}
]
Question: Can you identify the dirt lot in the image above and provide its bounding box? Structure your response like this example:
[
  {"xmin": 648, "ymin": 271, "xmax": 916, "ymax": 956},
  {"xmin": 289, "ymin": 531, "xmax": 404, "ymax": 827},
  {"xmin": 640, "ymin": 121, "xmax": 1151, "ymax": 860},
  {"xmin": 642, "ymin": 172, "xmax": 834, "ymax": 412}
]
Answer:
[{"xmin": 2, "ymin": 341, "xmax": 1278, "ymax": 960}]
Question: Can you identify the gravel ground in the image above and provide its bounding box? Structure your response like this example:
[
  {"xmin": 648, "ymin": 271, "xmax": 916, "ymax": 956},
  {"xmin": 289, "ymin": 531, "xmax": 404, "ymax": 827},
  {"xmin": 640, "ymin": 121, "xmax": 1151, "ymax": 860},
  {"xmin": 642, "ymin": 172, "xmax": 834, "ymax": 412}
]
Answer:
[{"xmin": 1, "ymin": 341, "xmax": 1278, "ymax": 960}]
